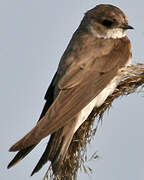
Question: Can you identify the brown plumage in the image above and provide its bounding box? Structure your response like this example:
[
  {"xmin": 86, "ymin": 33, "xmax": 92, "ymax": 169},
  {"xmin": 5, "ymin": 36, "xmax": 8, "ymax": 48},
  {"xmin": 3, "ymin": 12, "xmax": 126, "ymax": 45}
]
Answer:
[{"xmin": 8, "ymin": 4, "xmax": 133, "ymax": 176}]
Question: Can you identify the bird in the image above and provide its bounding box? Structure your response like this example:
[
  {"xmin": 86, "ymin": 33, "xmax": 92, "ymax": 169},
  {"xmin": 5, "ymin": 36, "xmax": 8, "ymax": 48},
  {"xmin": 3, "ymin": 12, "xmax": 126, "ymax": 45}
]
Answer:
[{"xmin": 8, "ymin": 4, "xmax": 133, "ymax": 176}]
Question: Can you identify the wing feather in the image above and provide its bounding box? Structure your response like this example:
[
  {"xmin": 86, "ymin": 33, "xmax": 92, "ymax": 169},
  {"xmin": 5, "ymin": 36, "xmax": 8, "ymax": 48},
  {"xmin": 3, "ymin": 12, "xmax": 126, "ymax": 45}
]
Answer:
[{"xmin": 9, "ymin": 36, "xmax": 131, "ymax": 151}]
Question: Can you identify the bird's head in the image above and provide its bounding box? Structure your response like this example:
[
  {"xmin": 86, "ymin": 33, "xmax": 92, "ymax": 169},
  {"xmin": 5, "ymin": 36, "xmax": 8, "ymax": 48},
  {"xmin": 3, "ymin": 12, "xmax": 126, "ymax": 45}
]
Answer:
[{"xmin": 82, "ymin": 4, "xmax": 134, "ymax": 39}]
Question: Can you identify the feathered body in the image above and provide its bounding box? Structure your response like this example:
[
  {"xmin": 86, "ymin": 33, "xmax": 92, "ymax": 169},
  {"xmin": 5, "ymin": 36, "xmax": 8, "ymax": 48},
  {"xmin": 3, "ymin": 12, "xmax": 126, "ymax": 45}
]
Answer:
[{"xmin": 8, "ymin": 4, "xmax": 133, "ymax": 176}]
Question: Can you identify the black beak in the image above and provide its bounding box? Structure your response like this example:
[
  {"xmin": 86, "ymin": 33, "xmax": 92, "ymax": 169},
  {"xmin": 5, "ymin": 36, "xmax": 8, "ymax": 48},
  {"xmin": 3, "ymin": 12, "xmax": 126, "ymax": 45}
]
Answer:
[{"xmin": 120, "ymin": 23, "xmax": 134, "ymax": 30}]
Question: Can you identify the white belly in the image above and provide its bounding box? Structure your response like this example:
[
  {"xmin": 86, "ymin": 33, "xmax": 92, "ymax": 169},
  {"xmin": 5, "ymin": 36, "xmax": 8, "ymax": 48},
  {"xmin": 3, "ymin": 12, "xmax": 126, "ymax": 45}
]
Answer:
[{"xmin": 74, "ymin": 76, "xmax": 120, "ymax": 132}]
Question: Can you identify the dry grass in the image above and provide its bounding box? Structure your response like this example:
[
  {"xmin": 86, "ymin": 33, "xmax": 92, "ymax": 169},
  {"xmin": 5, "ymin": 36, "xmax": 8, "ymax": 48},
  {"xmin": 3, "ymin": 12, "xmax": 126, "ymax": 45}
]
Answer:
[{"xmin": 43, "ymin": 63, "xmax": 144, "ymax": 180}]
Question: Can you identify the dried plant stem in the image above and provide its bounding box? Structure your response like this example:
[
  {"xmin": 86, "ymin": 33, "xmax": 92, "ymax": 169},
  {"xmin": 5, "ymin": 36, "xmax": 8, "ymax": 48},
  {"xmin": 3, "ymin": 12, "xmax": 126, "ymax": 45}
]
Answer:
[{"xmin": 44, "ymin": 63, "xmax": 144, "ymax": 180}]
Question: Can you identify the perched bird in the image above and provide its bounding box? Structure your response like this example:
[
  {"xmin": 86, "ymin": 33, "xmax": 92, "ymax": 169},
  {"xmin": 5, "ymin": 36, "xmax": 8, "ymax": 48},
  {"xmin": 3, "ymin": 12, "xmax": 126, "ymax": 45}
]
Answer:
[{"xmin": 8, "ymin": 4, "xmax": 133, "ymax": 176}]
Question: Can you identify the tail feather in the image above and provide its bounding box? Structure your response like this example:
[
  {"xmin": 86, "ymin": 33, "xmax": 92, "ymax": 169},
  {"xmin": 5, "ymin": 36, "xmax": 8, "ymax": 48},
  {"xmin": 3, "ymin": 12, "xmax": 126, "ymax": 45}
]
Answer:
[
  {"xmin": 7, "ymin": 145, "xmax": 37, "ymax": 169},
  {"xmin": 31, "ymin": 119, "xmax": 76, "ymax": 176},
  {"xmin": 30, "ymin": 132, "xmax": 60, "ymax": 176},
  {"xmin": 8, "ymin": 98, "xmax": 53, "ymax": 168}
]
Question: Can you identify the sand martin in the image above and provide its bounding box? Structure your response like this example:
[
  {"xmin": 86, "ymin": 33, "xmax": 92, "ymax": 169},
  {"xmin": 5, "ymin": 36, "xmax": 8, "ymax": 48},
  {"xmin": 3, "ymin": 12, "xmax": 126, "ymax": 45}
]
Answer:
[{"xmin": 8, "ymin": 4, "xmax": 133, "ymax": 176}]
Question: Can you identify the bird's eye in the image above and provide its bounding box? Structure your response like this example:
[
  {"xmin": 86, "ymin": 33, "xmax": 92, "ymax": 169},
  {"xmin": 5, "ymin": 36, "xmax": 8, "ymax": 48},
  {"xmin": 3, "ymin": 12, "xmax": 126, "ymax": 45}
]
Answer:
[{"xmin": 101, "ymin": 19, "xmax": 113, "ymax": 27}]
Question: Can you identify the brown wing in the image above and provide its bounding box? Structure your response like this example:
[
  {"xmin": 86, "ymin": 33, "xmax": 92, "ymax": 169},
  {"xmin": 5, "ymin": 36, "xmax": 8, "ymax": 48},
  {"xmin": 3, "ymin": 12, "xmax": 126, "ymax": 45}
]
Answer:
[{"xmin": 9, "ymin": 36, "xmax": 131, "ymax": 152}]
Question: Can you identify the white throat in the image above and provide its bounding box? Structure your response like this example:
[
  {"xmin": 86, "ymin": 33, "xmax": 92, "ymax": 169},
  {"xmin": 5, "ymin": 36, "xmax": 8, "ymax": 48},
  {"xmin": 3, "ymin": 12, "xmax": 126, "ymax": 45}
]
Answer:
[{"xmin": 90, "ymin": 26, "xmax": 126, "ymax": 39}]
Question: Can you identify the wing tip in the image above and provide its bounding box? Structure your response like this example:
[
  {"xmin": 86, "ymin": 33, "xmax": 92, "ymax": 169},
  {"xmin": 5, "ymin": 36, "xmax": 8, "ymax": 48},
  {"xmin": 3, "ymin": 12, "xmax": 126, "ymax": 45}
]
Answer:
[
  {"xmin": 9, "ymin": 144, "xmax": 19, "ymax": 152},
  {"xmin": 30, "ymin": 171, "xmax": 35, "ymax": 176},
  {"xmin": 31, "ymin": 163, "xmax": 41, "ymax": 176},
  {"xmin": 7, "ymin": 162, "xmax": 16, "ymax": 169},
  {"xmin": 7, "ymin": 158, "xmax": 21, "ymax": 169},
  {"xmin": 7, "ymin": 163, "xmax": 12, "ymax": 169},
  {"xmin": 31, "ymin": 168, "xmax": 37, "ymax": 176}
]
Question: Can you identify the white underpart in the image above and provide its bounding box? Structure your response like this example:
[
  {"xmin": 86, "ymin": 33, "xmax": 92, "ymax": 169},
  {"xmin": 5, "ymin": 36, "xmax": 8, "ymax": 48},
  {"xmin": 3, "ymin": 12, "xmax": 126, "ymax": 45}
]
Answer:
[
  {"xmin": 90, "ymin": 26, "xmax": 126, "ymax": 39},
  {"xmin": 74, "ymin": 75, "xmax": 125, "ymax": 133}
]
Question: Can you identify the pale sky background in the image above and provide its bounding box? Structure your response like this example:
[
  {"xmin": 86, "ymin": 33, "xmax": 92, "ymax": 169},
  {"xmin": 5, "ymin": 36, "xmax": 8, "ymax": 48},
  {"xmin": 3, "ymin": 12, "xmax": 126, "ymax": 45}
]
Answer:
[{"xmin": 1, "ymin": 1, "xmax": 144, "ymax": 180}]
